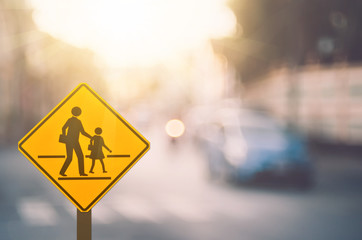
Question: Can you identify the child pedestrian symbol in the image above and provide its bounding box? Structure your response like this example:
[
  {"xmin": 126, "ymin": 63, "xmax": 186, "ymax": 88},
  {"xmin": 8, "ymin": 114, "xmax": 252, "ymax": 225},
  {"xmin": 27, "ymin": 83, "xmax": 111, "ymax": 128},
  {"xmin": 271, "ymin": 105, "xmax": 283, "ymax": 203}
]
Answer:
[{"xmin": 89, "ymin": 127, "xmax": 112, "ymax": 174}]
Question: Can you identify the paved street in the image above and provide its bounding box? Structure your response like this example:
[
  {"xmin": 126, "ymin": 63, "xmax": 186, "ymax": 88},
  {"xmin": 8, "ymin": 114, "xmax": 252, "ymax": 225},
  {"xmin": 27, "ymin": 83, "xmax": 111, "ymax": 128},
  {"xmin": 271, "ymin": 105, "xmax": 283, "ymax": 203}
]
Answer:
[{"xmin": 1, "ymin": 128, "xmax": 362, "ymax": 240}]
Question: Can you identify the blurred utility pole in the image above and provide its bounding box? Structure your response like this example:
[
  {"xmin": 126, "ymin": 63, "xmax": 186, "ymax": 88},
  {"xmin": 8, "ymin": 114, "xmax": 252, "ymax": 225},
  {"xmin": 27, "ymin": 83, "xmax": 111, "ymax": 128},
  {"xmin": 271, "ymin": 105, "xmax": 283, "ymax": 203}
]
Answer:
[
  {"xmin": 286, "ymin": 68, "xmax": 299, "ymax": 130},
  {"xmin": 285, "ymin": 0, "xmax": 305, "ymax": 131}
]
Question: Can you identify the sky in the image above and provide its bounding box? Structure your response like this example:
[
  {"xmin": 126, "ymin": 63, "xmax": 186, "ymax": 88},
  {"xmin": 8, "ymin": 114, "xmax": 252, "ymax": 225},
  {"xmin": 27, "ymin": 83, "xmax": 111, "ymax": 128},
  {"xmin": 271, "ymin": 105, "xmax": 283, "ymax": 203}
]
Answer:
[{"xmin": 29, "ymin": 0, "xmax": 236, "ymax": 68}]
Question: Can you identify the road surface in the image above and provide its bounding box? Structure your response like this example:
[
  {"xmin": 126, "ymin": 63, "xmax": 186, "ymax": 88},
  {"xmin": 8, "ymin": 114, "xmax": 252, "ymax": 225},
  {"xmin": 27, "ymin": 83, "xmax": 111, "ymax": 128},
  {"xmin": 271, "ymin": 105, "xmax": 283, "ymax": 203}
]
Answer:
[{"xmin": 0, "ymin": 129, "xmax": 361, "ymax": 240}]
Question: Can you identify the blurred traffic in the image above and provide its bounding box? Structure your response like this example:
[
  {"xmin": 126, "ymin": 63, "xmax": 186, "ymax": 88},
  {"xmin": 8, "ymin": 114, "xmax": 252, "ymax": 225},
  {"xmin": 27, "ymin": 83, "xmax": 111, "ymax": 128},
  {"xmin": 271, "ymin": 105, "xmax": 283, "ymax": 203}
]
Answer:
[
  {"xmin": 188, "ymin": 103, "xmax": 313, "ymax": 188},
  {"xmin": 0, "ymin": 0, "xmax": 362, "ymax": 239}
]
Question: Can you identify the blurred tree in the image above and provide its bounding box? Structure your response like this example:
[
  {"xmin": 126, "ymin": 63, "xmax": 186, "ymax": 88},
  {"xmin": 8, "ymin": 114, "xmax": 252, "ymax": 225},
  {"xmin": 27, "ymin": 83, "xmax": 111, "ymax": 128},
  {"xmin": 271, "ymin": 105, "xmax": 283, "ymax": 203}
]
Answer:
[
  {"xmin": 0, "ymin": 0, "xmax": 106, "ymax": 144},
  {"xmin": 213, "ymin": 0, "xmax": 362, "ymax": 82}
]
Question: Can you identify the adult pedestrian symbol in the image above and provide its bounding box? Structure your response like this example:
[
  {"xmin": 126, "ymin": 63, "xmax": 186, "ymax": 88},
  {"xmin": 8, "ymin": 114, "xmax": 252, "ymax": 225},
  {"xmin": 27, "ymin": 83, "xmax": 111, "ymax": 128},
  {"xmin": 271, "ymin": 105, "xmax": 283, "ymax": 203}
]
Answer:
[{"xmin": 18, "ymin": 83, "xmax": 150, "ymax": 212}]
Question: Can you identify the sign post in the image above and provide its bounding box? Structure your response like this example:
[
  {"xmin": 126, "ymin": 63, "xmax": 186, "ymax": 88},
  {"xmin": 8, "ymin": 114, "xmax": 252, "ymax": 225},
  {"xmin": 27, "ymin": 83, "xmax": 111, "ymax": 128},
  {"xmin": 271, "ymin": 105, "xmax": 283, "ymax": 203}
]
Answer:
[
  {"xmin": 77, "ymin": 210, "xmax": 92, "ymax": 240},
  {"xmin": 18, "ymin": 83, "xmax": 150, "ymax": 237}
]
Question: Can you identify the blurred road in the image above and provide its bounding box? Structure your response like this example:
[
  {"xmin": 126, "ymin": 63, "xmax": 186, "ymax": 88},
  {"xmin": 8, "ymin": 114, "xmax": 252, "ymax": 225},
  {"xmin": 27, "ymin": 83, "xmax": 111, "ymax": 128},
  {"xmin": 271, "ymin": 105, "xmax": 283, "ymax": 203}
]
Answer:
[{"xmin": 1, "ymin": 128, "xmax": 362, "ymax": 240}]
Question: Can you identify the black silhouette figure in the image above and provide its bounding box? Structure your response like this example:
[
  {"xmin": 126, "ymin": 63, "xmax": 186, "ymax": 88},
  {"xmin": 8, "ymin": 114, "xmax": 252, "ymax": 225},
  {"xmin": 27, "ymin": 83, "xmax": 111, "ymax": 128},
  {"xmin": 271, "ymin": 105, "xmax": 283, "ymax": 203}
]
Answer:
[
  {"xmin": 89, "ymin": 127, "xmax": 111, "ymax": 174},
  {"xmin": 59, "ymin": 107, "xmax": 91, "ymax": 176}
]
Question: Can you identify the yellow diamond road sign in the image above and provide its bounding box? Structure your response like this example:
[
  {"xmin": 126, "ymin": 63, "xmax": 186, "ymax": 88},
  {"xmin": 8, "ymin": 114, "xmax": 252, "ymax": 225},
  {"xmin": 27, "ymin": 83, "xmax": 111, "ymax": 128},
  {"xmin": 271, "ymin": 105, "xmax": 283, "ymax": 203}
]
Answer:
[{"xmin": 18, "ymin": 83, "xmax": 150, "ymax": 212}]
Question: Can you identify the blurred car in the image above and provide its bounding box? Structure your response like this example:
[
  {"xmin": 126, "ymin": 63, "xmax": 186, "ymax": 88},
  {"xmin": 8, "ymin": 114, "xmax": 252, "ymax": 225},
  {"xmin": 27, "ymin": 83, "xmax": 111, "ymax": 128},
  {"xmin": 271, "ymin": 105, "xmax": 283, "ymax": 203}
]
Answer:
[{"xmin": 196, "ymin": 107, "xmax": 313, "ymax": 189}]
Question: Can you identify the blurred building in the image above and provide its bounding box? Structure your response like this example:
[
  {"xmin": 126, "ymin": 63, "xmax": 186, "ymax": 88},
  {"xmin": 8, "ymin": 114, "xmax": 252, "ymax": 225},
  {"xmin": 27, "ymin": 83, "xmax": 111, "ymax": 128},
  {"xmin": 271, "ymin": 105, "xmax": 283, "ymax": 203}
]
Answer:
[
  {"xmin": 243, "ymin": 62, "xmax": 362, "ymax": 145},
  {"xmin": 211, "ymin": 0, "xmax": 362, "ymax": 145}
]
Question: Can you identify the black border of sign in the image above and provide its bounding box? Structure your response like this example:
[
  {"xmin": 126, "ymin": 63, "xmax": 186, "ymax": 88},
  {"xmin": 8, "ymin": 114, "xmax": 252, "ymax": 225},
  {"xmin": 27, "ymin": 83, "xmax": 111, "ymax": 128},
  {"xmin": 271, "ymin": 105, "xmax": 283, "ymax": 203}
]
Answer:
[{"xmin": 18, "ymin": 83, "xmax": 150, "ymax": 212}]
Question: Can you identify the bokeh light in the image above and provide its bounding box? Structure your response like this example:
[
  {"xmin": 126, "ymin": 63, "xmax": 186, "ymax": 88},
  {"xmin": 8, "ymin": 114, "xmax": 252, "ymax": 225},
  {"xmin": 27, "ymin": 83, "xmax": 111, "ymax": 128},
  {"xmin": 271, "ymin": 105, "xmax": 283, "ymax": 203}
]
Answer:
[{"xmin": 165, "ymin": 119, "xmax": 185, "ymax": 138}]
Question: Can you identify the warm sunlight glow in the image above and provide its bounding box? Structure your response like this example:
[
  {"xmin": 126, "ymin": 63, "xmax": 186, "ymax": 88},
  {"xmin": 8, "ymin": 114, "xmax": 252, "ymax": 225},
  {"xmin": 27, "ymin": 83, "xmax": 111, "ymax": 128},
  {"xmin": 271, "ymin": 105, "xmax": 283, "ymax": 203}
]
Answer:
[{"xmin": 29, "ymin": 0, "xmax": 236, "ymax": 67}]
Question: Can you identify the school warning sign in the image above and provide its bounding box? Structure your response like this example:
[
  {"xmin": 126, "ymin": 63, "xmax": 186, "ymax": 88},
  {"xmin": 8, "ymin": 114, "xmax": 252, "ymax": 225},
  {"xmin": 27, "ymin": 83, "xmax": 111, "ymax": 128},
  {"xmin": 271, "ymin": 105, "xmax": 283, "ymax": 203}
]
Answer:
[{"xmin": 18, "ymin": 83, "xmax": 150, "ymax": 212}]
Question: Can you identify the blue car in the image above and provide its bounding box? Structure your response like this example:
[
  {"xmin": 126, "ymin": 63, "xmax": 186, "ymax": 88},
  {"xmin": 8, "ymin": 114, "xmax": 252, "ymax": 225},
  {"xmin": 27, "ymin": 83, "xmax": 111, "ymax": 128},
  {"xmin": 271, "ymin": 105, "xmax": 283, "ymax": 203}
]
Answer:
[{"xmin": 198, "ymin": 108, "xmax": 313, "ymax": 188}]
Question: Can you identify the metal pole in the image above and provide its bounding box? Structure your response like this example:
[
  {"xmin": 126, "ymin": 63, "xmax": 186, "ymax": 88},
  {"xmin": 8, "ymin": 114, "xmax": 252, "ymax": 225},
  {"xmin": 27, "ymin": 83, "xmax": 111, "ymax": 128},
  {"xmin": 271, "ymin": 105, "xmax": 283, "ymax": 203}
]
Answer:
[{"xmin": 77, "ymin": 209, "xmax": 92, "ymax": 240}]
